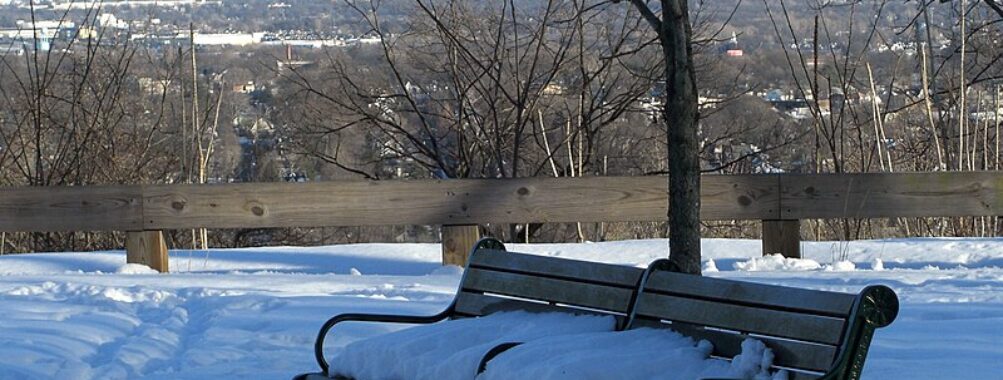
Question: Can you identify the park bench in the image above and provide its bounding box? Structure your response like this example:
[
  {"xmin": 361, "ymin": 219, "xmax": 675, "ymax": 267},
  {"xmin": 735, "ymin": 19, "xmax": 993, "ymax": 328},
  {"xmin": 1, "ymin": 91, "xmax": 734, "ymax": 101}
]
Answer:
[
  {"xmin": 298, "ymin": 240, "xmax": 898, "ymax": 380},
  {"xmin": 478, "ymin": 259, "xmax": 899, "ymax": 380},
  {"xmin": 296, "ymin": 237, "xmax": 650, "ymax": 379}
]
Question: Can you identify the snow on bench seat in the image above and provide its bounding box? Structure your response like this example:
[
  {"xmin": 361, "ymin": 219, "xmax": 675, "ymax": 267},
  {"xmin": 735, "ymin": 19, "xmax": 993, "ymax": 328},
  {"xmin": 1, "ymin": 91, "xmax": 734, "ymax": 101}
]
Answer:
[
  {"xmin": 479, "ymin": 327, "xmax": 786, "ymax": 380},
  {"xmin": 326, "ymin": 311, "xmax": 615, "ymax": 380}
]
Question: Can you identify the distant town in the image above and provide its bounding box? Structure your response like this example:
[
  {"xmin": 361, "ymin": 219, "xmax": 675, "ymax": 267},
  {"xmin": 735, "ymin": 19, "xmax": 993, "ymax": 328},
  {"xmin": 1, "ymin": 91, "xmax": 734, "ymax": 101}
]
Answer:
[
  {"xmin": 1, "ymin": 0, "xmax": 1000, "ymax": 247},
  {"xmin": 0, "ymin": 1, "xmax": 383, "ymax": 52}
]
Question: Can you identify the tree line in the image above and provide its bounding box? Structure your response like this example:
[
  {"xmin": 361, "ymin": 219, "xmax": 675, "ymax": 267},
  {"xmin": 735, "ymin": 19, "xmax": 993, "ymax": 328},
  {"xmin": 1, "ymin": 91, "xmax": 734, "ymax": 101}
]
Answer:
[{"xmin": 1, "ymin": 1, "xmax": 1002, "ymax": 261}]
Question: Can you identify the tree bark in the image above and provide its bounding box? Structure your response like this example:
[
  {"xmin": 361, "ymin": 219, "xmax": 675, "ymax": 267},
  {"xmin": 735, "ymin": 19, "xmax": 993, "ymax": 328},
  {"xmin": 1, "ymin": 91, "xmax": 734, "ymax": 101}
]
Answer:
[
  {"xmin": 626, "ymin": 0, "xmax": 701, "ymax": 274},
  {"xmin": 660, "ymin": 0, "xmax": 701, "ymax": 275}
]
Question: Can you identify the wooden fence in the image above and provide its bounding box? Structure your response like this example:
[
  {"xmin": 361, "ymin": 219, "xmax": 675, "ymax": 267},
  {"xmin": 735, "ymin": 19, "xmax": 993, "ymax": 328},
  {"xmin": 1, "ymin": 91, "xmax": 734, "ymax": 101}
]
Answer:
[{"xmin": 2, "ymin": 172, "xmax": 1002, "ymax": 272}]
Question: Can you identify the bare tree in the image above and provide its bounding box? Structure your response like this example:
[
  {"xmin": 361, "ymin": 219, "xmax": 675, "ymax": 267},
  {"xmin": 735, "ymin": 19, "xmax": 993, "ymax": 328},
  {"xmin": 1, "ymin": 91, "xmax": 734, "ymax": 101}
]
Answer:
[
  {"xmin": 618, "ymin": 0, "xmax": 702, "ymax": 274},
  {"xmin": 0, "ymin": 7, "xmax": 180, "ymax": 252},
  {"xmin": 277, "ymin": 0, "xmax": 661, "ymax": 242}
]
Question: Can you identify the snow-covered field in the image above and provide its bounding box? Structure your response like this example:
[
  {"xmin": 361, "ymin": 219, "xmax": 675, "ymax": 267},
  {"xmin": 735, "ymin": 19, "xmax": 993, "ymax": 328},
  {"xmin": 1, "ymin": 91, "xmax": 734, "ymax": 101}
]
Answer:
[{"xmin": 0, "ymin": 238, "xmax": 1000, "ymax": 379}]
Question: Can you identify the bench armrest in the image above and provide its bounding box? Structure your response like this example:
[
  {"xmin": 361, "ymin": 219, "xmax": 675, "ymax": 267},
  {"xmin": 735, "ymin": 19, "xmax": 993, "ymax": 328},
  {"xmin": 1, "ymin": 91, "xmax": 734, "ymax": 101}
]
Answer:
[
  {"xmin": 313, "ymin": 238, "xmax": 506, "ymax": 375},
  {"xmin": 313, "ymin": 308, "xmax": 454, "ymax": 375}
]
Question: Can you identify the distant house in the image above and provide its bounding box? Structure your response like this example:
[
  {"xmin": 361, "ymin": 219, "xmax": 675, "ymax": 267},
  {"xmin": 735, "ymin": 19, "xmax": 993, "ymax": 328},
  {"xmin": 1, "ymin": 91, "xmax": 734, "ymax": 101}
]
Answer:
[
  {"xmin": 764, "ymin": 89, "xmax": 784, "ymax": 102},
  {"xmin": 97, "ymin": 13, "xmax": 128, "ymax": 29},
  {"xmin": 723, "ymin": 31, "xmax": 743, "ymax": 57},
  {"xmin": 138, "ymin": 77, "xmax": 175, "ymax": 94},
  {"xmin": 232, "ymin": 81, "xmax": 256, "ymax": 94},
  {"xmin": 249, "ymin": 117, "xmax": 274, "ymax": 135},
  {"xmin": 698, "ymin": 96, "xmax": 723, "ymax": 109},
  {"xmin": 77, "ymin": 27, "xmax": 100, "ymax": 40},
  {"xmin": 542, "ymin": 82, "xmax": 566, "ymax": 95}
]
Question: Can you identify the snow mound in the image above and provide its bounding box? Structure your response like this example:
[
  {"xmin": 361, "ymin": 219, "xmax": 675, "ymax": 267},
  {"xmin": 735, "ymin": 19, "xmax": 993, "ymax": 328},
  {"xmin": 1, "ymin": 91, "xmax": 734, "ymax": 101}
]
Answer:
[
  {"xmin": 824, "ymin": 260, "xmax": 857, "ymax": 272},
  {"xmin": 327, "ymin": 311, "xmax": 616, "ymax": 380},
  {"xmin": 480, "ymin": 328, "xmax": 785, "ymax": 380},
  {"xmin": 733, "ymin": 254, "xmax": 821, "ymax": 271},
  {"xmin": 703, "ymin": 259, "xmax": 719, "ymax": 273},
  {"xmin": 115, "ymin": 263, "xmax": 158, "ymax": 274},
  {"xmin": 871, "ymin": 258, "xmax": 885, "ymax": 271}
]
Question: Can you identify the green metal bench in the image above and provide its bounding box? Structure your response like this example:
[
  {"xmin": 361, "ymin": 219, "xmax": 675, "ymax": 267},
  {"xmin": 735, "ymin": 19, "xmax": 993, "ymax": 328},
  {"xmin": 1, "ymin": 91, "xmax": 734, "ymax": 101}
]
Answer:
[
  {"xmin": 622, "ymin": 259, "xmax": 898, "ymax": 380},
  {"xmin": 295, "ymin": 238, "xmax": 650, "ymax": 379},
  {"xmin": 297, "ymin": 242, "xmax": 898, "ymax": 380}
]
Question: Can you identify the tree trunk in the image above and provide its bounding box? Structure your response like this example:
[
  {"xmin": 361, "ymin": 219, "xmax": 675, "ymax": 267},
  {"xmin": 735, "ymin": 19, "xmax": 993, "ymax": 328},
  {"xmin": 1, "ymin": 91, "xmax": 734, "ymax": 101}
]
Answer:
[{"xmin": 660, "ymin": 0, "xmax": 701, "ymax": 274}]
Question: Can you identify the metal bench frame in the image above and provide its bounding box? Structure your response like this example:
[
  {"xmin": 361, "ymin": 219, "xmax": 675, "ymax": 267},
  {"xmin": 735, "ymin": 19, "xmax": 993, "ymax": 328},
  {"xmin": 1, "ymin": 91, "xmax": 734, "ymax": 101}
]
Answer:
[{"xmin": 298, "ymin": 242, "xmax": 898, "ymax": 380}]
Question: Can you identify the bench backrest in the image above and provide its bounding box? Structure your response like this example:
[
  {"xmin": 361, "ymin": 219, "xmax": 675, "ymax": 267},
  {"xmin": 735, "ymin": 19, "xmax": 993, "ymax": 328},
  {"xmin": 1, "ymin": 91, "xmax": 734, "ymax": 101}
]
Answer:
[
  {"xmin": 630, "ymin": 260, "xmax": 898, "ymax": 380},
  {"xmin": 459, "ymin": 242, "xmax": 897, "ymax": 380},
  {"xmin": 453, "ymin": 240, "xmax": 644, "ymax": 328}
]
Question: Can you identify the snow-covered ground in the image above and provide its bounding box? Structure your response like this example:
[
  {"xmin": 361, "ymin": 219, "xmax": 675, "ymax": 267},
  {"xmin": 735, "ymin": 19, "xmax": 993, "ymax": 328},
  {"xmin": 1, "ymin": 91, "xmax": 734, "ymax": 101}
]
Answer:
[{"xmin": 0, "ymin": 238, "xmax": 1000, "ymax": 379}]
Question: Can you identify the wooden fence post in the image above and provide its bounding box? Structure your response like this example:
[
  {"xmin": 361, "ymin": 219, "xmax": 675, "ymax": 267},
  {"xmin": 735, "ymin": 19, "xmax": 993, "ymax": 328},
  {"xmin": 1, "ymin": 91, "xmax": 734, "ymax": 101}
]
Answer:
[
  {"xmin": 762, "ymin": 220, "xmax": 801, "ymax": 258},
  {"xmin": 126, "ymin": 230, "xmax": 169, "ymax": 273},
  {"xmin": 442, "ymin": 225, "xmax": 480, "ymax": 266}
]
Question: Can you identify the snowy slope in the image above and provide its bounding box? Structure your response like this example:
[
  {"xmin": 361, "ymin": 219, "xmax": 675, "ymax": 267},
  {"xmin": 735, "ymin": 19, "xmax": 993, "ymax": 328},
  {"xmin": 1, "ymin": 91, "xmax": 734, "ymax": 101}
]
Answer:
[{"xmin": 0, "ymin": 238, "xmax": 1000, "ymax": 379}]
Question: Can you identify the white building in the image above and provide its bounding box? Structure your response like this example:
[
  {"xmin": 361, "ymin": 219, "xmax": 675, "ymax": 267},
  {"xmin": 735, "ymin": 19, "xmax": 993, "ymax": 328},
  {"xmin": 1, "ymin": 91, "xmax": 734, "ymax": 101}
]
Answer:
[
  {"xmin": 16, "ymin": 20, "xmax": 76, "ymax": 30},
  {"xmin": 98, "ymin": 14, "xmax": 129, "ymax": 29},
  {"xmin": 191, "ymin": 32, "xmax": 264, "ymax": 46}
]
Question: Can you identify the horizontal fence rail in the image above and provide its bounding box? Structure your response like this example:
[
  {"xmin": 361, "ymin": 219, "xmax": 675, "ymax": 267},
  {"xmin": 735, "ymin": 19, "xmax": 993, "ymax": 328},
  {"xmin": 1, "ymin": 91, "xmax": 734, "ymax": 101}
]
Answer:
[
  {"xmin": 0, "ymin": 175, "xmax": 779, "ymax": 232},
  {"xmin": 2, "ymin": 172, "xmax": 1002, "ymax": 232},
  {"xmin": 2, "ymin": 171, "xmax": 1002, "ymax": 271},
  {"xmin": 778, "ymin": 172, "xmax": 1003, "ymax": 219}
]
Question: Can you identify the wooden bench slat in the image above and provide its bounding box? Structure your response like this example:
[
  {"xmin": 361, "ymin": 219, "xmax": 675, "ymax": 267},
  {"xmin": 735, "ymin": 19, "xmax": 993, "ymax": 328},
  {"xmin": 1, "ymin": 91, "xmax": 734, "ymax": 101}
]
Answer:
[
  {"xmin": 634, "ymin": 293, "xmax": 846, "ymax": 345},
  {"xmin": 469, "ymin": 250, "xmax": 644, "ymax": 287},
  {"xmin": 453, "ymin": 292, "xmax": 618, "ymax": 319},
  {"xmin": 632, "ymin": 318, "xmax": 837, "ymax": 372},
  {"xmin": 462, "ymin": 268, "xmax": 635, "ymax": 312},
  {"xmin": 645, "ymin": 271, "xmax": 856, "ymax": 317}
]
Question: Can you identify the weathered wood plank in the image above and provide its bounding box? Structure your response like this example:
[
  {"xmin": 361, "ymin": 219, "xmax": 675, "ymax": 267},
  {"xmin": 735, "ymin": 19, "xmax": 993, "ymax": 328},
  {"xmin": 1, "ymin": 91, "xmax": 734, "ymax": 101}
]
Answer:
[
  {"xmin": 141, "ymin": 176, "xmax": 777, "ymax": 230},
  {"xmin": 0, "ymin": 185, "xmax": 143, "ymax": 232},
  {"xmin": 644, "ymin": 271, "xmax": 856, "ymax": 317},
  {"xmin": 634, "ymin": 293, "xmax": 847, "ymax": 345},
  {"xmin": 5, "ymin": 172, "xmax": 1003, "ymax": 233},
  {"xmin": 469, "ymin": 250, "xmax": 644, "ymax": 287},
  {"xmin": 632, "ymin": 318, "xmax": 837, "ymax": 372},
  {"xmin": 702, "ymin": 174, "xmax": 780, "ymax": 220},
  {"xmin": 462, "ymin": 268, "xmax": 636, "ymax": 312},
  {"xmin": 126, "ymin": 230, "xmax": 168, "ymax": 273},
  {"xmin": 762, "ymin": 219, "xmax": 801, "ymax": 258},
  {"xmin": 780, "ymin": 172, "xmax": 1003, "ymax": 219},
  {"xmin": 442, "ymin": 225, "xmax": 480, "ymax": 266},
  {"xmin": 453, "ymin": 292, "xmax": 616, "ymax": 318}
]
